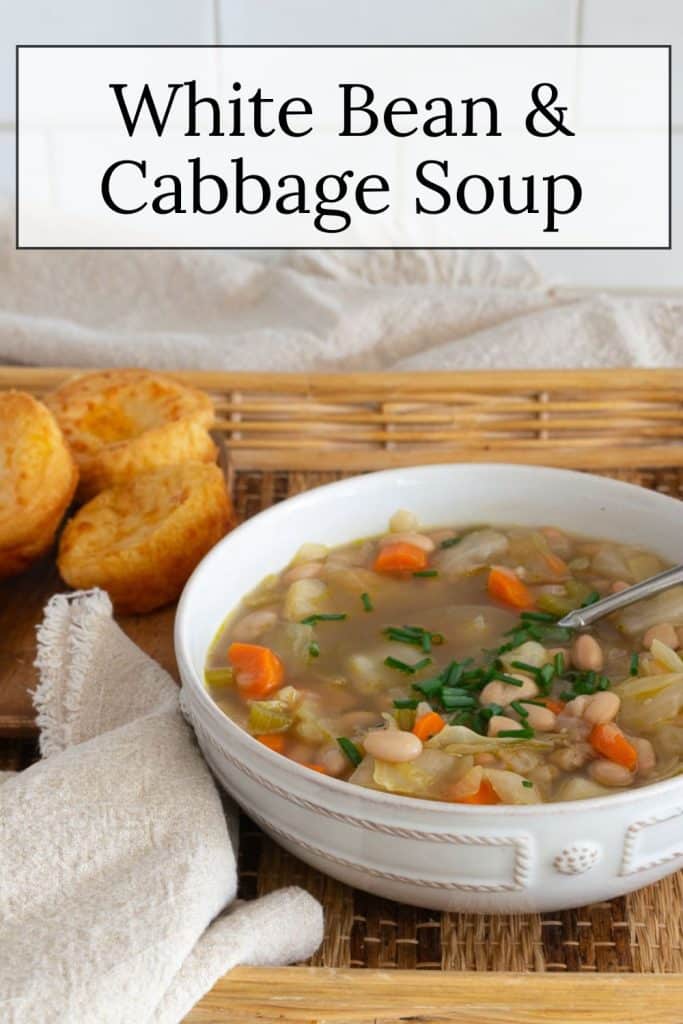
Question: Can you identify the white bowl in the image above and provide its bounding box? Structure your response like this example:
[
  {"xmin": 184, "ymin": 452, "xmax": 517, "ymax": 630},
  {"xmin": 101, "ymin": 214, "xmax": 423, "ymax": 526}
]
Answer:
[{"xmin": 175, "ymin": 464, "xmax": 683, "ymax": 913}]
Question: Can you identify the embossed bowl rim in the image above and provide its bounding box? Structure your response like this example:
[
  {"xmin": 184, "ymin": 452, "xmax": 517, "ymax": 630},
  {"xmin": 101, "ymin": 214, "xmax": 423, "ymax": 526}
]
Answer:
[{"xmin": 176, "ymin": 463, "xmax": 683, "ymax": 816}]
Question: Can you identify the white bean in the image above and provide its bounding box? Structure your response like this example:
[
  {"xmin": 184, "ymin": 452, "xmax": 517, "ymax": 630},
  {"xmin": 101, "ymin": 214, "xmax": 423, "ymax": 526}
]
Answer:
[
  {"xmin": 283, "ymin": 561, "xmax": 324, "ymax": 584},
  {"xmin": 550, "ymin": 743, "xmax": 592, "ymax": 771},
  {"xmin": 379, "ymin": 532, "xmax": 435, "ymax": 552},
  {"xmin": 562, "ymin": 695, "xmax": 589, "ymax": 718},
  {"xmin": 363, "ymin": 728, "xmax": 423, "ymax": 763},
  {"xmin": 643, "ymin": 622, "xmax": 679, "ymax": 651},
  {"xmin": 523, "ymin": 705, "xmax": 557, "ymax": 732},
  {"xmin": 319, "ymin": 747, "xmax": 348, "ymax": 776},
  {"xmin": 487, "ymin": 715, "xmax": 518, "ymax": 737},
  {"xmin": 339, "ymin": 710, "xmax": 382, "ymax": 733},
  {"xmin": 571, "ymin": 634, "xmax": 604, "ymax": 673},
  {"xmin": 588, "ymin": 759, "xmax": 633, "ymax": 787},
  {"xmin": 389, "ymin": 509, "xmax": 419, "ymax": 533},
  {"xmin": 231, "ymin": 609, "xmax": 278, "ymax": 642},
  {"xmin": 633, "ymin": 737, "xmax": 656, "ymax": 777},
  {"xmin": 480, "ymin": 673, "xmax": 538, "ymax": 707},
  {"xmin": 583, "ymin": 691, "xmax": 620, "ymax": 726}
]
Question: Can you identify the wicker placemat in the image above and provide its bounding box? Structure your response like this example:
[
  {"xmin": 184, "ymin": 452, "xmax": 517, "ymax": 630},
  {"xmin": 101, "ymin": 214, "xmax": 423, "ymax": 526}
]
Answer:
[{"xmin": 2, "ymin": 462, "xmax": 682, "ymax": 975}]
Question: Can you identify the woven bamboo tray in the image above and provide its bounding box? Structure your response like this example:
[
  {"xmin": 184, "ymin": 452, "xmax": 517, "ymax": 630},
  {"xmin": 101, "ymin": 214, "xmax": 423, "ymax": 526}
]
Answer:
[{"xmin": 2, "ymin": 367, "xmax": 683, "ymax": 1023}]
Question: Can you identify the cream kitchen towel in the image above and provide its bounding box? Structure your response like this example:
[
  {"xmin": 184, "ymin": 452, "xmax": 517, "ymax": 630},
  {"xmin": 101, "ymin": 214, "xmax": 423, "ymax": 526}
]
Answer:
[
  {"xmin": 0, "ymin": 589, "xmax": 323, "ymax": 1024},
  {"xmin": 0, "ymin": 211, "xmax": 681, "ymax": 369}
]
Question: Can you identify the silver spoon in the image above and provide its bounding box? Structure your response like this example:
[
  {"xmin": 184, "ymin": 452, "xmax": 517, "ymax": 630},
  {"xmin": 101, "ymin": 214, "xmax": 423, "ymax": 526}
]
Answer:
[{"xmin": 557, "ymin": 564, "xmax": 683, "ymax": 631}]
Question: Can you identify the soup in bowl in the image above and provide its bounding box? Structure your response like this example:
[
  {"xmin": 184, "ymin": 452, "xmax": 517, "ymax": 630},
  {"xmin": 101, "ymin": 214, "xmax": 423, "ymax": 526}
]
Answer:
[
  {"xmin": 204, "ymin": 514, "xmax": 682, "ymax": 806},
  {"xmin": 176, "ymin": 465, "xmax": 683, "ymax": 912}
]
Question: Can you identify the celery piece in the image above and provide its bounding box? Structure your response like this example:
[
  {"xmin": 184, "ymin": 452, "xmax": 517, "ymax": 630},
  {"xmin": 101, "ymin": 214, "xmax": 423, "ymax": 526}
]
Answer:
[
  {"xmin": 204, "ymin": 667, "xmax": 235, "ymax": 688},
  {"xmin": 248, "ymin": 700, "xmax": 293, "ymax": 734}
]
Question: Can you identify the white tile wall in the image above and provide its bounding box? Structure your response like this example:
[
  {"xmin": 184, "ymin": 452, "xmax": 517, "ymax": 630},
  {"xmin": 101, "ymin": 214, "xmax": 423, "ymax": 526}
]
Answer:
[
  {"xmin": 1, "ymin": 0, "xmax": 215, "ymax": 123},
  {"xmin": 217, "ymin": 0, "xmax": 578, "ymax": 45},
  {"xmin": 1, "ymin": 0, "xmax": 681, "ymax": 293},
  {"xmin": 581, "ymin": 0, "xmax": 683, "ymax": 126}
]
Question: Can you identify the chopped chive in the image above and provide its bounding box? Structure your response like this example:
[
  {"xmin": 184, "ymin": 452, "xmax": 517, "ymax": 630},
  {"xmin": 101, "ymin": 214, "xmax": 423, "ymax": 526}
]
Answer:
[
  {"xmin": 413, "ymin": 569, "xmax": 439, "ymax": 578},
  {"xmin": 492, "ymin": 672, "xmax": 525, "ymax": 686},
  {"xmin": 412, "ymin": 676, "xmax": 444, "ymax": 698},
  {"xmin": 510, "ymin": 700, "xmax": 529, "ymax": 718},
  {"xmin": 520, "ymin": 610, "xmax": 558, "ymax": 623},
  {"xmin": 630, "ymin": 652, "xmax": 639, "ymax": 676},
  {"xmin": 480, "ymin": 703, "xmax": 503, "ymax": 718},
  {"xmin": 308, "ymin": 641, "xmax": 320, "ymax": 658},
  {"xmin": 442, "ymin": 693, "xmax": 477, "ymax": 709},
  {"xmin": 440, "ymin": 535, "xmax": 462, "ymax": 549},
  {"xmin": 337, "ymin": 737, "xmax": 362, "ymax": 767},
  {"xmin": 360, "ymin": 592, "xmax": 373, "ymax": 613},
  {"xmin": 412, "ymin": 657, "xmax": 433, "ymax": 673},
  {"xmin": 522, "ymin": 780, "xmax": 533, "ymax": 789},
  {"xmin": 539, "ymin": 664, "xmax": 555, "ymax": 691},
  {"xmin": 393, "ymin": 698, "xmax": 419, "ymax": 709},
  {"xmin": 581, "ymin": 591, "xmax": 601, "ymax": 607},
  {"xmin": 421, "ymin": 632, "xmax": 432, "ymax": 654},
  {"xmin": 511, "ymin": 660, "xmax": 542, "ymax": 677},
  {"xmin": 300, "ymin": 613, "xmax": 347, "ymax": 625},
  {"xmin": 597, "ymin": 676, "xmax": 610, "ymax": 691},
  {"xmin": 497, "ymin": 726, "xmax": 535, "ymax": 739},
  {"xmin": 384, "ymin": 656, "xmax": 417, "ymax": 674},
  {"xmin": 553, "ymin": 652, "xmax": 565, "ymax": 675},
  {"xmin": 519, "ymin": 698, "xmax": 547, "ymax": 708}
]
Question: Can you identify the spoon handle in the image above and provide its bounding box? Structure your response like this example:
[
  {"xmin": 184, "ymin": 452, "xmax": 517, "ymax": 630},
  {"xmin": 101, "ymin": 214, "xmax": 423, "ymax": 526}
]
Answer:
[{"xmin": 557, "ymin": 564, "xmax": 683, "ymax": 631}]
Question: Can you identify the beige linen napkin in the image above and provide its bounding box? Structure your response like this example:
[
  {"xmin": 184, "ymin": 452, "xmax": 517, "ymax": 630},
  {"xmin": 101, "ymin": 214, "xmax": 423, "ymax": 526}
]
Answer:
[
  {"xmin": 0, "ymin": 589, "xmax": 323, "ymax": 1024},
  {"xmin": 1, "ymin": 207, "xmax": 681, "ymax": 371}
]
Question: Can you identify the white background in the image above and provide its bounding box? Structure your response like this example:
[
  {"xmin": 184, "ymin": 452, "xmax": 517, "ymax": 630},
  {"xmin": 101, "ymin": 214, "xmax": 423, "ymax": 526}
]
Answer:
[{"xmin": 1, "ymin": 0, "xmax": 681, "ymax": 292}]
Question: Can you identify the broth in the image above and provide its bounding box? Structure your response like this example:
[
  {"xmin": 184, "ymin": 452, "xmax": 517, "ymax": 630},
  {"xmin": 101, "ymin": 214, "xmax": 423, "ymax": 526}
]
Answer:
[{"xmin": 205, "ymin": 513, "xmax": 683, "ymax": 805}]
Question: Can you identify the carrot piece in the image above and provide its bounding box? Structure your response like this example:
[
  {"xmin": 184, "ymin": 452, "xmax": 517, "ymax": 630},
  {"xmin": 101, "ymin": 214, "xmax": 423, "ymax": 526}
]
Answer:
[
  {"xmin": 228, "ymin": 642, "xmax": 284, "ymax": 699},
  {"xmin": 301, "ymin": 762, "xmax": 328, "ymax": 774},
  {"xmin": 373, "ymin": 542, "xmax": 428, "ymax": 574},
  {"xmin": 452, "ymin": 778, "xmax": 500, "ymax": 805},
  {"xmin": 589, "ymin": 722, "xmax": 638, "ymax": 771},
  {"xmin": 543, "ymin": 552, "xmax": 569, "ymax": 576},
  {"xmin": 541, "ymin": 698, "xmax": 565, "ymax": 715},
  {"xmin": 255, "ymin": 733, "xmax": 286, "ymax": 753},
  {"xmin": 487, "ymin": 566, "xmax": 534, "ymax": 610},
  {"xmin": 412, "ymin": 711, "xmax": 446, "ymax": 742}
]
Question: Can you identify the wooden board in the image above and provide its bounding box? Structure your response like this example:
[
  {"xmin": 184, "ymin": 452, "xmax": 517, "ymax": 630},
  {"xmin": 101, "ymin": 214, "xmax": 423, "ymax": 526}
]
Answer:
[{"xmin": 185, "ymin": 967, "xmax": 683, "ymax": 1024}]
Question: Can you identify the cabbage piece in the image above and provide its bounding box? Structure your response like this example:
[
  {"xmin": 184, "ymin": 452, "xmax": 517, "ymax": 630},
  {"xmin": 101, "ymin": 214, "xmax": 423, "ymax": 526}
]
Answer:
[
  {"xmin": 283, "ymin": 578, "xmax": 328, "ymax": 622},
  {"xmin": 592, "ymin": 546, "xmax": 632, "ymax": 580},
  {"xmin": 651, "ymin": 639, "xmax": 683, "ymax": 673},
  {"xmin": 244, "ymin": 574, "xmax": 281, "ymax": 608},
  {"xmin": 267, "ymin": 622, "xmax": 315, "ymax": 669},
  {"xmin": 293, "ymin": 698, "xmax": 334, "ymax": 744},
  {"xmin": 616, "ymin": 587, "xmax": 683, "ymax": 636},
  {"xmin": 499, "ymin": 640, "xmax": 547, "ymax": 671},
  {"xmin": 427, "ymin": 724, "xmax": 555, "ymax": 755},
  {"xmin": 325, "ymin": 566, "xmax": 384, "ymax": 595},
  {"xmin": 290, "ymin": 542, "xmax": 328, "ymax": 566},
  {"xmin": 435, "ymin": 529, "xmax": 508, "ymax": 577},
  {"xmin": 484, "ymin": 768, "xmax": 541, "ymax": 804},
  {"xmin": 616, "ymin": 672, "xmax": 683, "ymax": 732},
  {"xmin": 248, "ymin": 700, "xmax": 293, "ymax": 734},
  {"xmin": 627, "ymin": 552, "xmax": 665, "ymax": 581},
  {"xmin": 556, "ymin": 777, "xmax": 612, "ymax": 801},
  {"xmin": 371, "ymin": 748, "xmax": 456, "ymax": 797}
]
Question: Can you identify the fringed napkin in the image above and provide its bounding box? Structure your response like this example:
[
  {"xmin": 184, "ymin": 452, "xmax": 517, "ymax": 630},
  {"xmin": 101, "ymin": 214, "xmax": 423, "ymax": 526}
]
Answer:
[{"xmin": 0, "ymin": 589, "xmax": 322, "ymax": 1023}]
